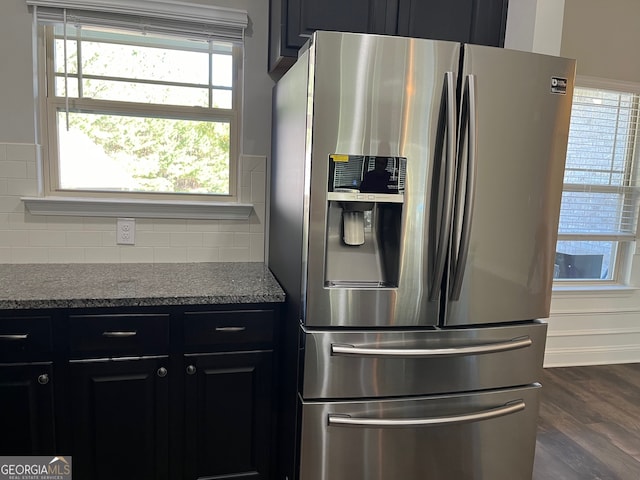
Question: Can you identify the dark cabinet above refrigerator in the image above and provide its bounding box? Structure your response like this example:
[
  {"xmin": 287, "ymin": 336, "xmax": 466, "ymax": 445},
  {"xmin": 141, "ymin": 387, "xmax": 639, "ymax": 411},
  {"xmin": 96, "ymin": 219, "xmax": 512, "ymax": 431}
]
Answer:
[{"xmin": 269, "ymin": 0, "xmax": 509, "ymax": 75}]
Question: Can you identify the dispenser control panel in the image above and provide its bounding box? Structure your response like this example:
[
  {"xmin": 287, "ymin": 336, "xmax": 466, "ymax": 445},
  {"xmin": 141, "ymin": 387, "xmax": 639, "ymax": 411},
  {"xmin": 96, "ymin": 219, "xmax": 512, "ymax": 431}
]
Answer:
[{"xmin": 327, "ymin": 154, "xmax": 406, "ymax": 203}]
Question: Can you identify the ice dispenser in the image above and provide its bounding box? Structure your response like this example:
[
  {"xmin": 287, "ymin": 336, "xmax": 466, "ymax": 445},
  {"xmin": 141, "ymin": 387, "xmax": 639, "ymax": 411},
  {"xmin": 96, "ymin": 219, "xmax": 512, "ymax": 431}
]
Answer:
[{"xmin": 325, "ymin": 154, "xmax": 406, "ymax": 287}]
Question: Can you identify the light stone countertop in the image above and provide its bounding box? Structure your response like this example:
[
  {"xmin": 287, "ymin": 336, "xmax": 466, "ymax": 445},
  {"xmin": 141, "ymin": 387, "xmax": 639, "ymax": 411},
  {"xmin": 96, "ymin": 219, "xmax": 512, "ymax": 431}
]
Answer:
[{"xmin": 0, "ymin": 262, "xmax": 285, "ymax": 310}]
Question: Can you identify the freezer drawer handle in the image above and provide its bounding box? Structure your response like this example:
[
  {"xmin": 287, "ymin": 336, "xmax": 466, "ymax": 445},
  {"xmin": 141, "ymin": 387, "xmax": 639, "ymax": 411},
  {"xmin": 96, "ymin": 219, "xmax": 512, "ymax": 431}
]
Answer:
[
  {"xmin": 328, "ymin": 399, "xmax": 525, "ymax": 428},
  {"xmin": 331, "ymin": 336, "xmax": 532, "ymax": 358}
]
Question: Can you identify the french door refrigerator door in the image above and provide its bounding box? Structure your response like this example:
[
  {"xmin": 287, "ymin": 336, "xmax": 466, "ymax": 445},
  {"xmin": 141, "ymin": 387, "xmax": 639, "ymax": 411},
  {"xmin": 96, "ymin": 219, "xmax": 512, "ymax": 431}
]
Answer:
[
  {"xmin": 303, "ymin": 32, "xmax": 460, "ymax": 328},
  {"xmin": 299, "ymin": 384, "xmax": 541, "ymax": 480},
  {"xmin": 445, "ymin": 45, "xmax": 576, "ymax": 327}
]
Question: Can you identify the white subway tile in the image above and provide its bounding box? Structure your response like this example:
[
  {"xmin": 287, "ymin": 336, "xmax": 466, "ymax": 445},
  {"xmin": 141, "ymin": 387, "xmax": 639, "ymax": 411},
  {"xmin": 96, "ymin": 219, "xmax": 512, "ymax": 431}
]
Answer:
[
  {"xmin": 11, "ymin": 212, "xmax": 48, "ymax": 229},
  {"xmin": 240, "ymin": 185, "xmax": 251, "ymax": 203},
  {"xmin": 241, "ymin": 155, "xmax": 266, "ymax": 172},
  {"xmin": 102, "ymin": 231, "xmax": 117, "ymax": 246},
  {"xmin": 186, "ymin": 219, "xmax": 219, "ymax": 232},
  {"xmin": 135, "ymin": 230, "xmax": 170, "ymax": 247},
  {"xmin": 0, "ymin": 197, "xmax": 22, "ymax": 215},
  {"xmin": 84, "ymin": 247, "xmax": 120, "ymax": 263},
  {"xmin": 120, "ymin": 247, "xmax": 154, "ymax": 263},
  {"xmin": 153, "ymin": 219, "xmax": 187, "ymax": 232},
  {"xmin": 153, "ymin": 247, "xmax": 187, "ymax": 262},
  {"xmin": 170, "ymin": 231, "xmax": 204, "ymax": 247},
  {"xmin": 12, "ymin": 247, "xmax": 49, "ymax": 263},
  {"xmin": 233, "ymin": 232, "xmax": 251, "ymax": 248},
  {"xmin": 0, "ymin": 230, "xmax": 28, "ymax": 247},
  {"xmin": 218, "ymin": 219, "xmax": 250, "ymax": 233},
  {"xmin": 46, "ymin": 216, "xmax": 84, "ymax": 231},
  {"xmin": 249, "ymin": 233, "xmax": 265, "ymax": 262},
  {"xmin": 83, "ymin": 217, "xmax": 114, "ymax": 231},
  {"xmin": 0, "ymin": 179, "xmax": 7, "ymax": 195},
  {"xmin": 0, "ymin": 247, "xmax": 10, "ymax": 262},
  {"xmin": 6, "ymin": 144, "xmax": 36, "ymax": 162},
  {"xmin": 66, "ymin": 231, "xmax": 104, "ymax": 247},
  {"xmin": 187, "ymin": 247, "xmax": 220, "ymax": 262},
  {"xmin": 251, "ymin": 170, "xmax": 266, "ymax": 203},
  {"xmin": 26, "ymin": 162, "xmax": 37, "ymax": 179},
  {"xmin": 29, "ymin": 230, "xmax": 66, "ymax": 247},
  {"xmin": 0, "ymin": 144, "xmax": 7, "ymax": 162},
  {"xmin": 219, "ymin": 246, "xmax": 250, "ymax": 262},
  {"xmin": 7, "ymin": 178, "xmax": 38, "ymax": 196},
  {"xmin": 48, "ymin": 247, "xmax": 86, "ymax": 263},
  {"xmin": 202, "ymin": 231, "xmax": 235, "ymax": 247},
  {"xmin": 0, "ymin": 162, "xmax": 27, "ymax": 179},
  {"xmin": 250, "ymin": 202, "xmax": 265, "ymax": 233}
]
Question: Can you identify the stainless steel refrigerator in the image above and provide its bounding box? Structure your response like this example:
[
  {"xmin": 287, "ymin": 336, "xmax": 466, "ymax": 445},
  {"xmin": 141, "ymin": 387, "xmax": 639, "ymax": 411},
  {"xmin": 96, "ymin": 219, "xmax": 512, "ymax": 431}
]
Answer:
[{"xmin": 269, "ymin": 31, "xmax": 575, "ymax": 480}]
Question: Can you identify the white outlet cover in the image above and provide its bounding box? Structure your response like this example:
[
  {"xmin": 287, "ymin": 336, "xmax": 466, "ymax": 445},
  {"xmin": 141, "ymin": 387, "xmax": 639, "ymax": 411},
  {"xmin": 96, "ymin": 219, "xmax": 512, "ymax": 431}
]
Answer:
[{"xmin": 117, "ymin": 218, "xmax": 135, "ymax": 245}]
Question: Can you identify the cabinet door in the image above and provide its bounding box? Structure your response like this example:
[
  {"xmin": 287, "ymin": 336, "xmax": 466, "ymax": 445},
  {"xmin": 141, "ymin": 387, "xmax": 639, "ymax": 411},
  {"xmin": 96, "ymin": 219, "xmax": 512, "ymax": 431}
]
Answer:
[
  {"xmin": 184, "ymin": 351, "xmax": 274, "ymax": 480},
  {"xmin": 0, "ymin": 363, "xmax": 55, "ymax": 455},
  {"xmin": 270, "ymin": 0, "xmax": 390, "ymax": 73},
  {"xmin": 397, "ymin": 0, "xmax": 507, "ymax": 46},
  {"xmin": 67, "ymin": 357, "xmax": 169, "ymax": 480}
]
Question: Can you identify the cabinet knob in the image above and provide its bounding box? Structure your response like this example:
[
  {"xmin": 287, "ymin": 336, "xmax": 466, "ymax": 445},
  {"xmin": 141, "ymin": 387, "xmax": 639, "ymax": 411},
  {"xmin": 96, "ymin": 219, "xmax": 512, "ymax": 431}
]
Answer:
[
  {"xmin": 186, "ymin": 365, "xmax": 197, "ymax": 375},
  {"xmin": 157, "ymin": 367, "xmax": 168, "ymax": 378},
  {"xmin": 37, "ymin": 374, "xmax": 49, "ymax": 385}
]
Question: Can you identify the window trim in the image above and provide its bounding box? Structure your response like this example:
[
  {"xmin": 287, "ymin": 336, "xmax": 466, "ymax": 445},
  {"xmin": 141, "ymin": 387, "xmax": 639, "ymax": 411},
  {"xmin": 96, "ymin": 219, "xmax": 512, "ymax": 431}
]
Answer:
[
  {"xmin": 27, "ymin": 2, "xmax": 250, "ymax": 219},
  {"xmin": 555, "ymin": 75, "xmax": 640, "ymax": 286}
]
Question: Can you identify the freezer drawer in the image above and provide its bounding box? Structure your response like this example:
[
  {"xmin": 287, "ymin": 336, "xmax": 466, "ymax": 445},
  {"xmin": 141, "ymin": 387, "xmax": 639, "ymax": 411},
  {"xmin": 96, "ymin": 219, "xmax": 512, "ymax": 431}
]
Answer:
[
  {"xmin": 299, "ymin": 384, "xmax": 540, "ymax": 480},
  {"xmin": 302, "ymin": 321, "xmax": 546, "ymax": 399}
]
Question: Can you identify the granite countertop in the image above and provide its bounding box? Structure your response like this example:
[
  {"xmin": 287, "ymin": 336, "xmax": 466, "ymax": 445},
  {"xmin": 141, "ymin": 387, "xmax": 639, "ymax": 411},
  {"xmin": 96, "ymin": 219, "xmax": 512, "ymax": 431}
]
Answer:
[{"xmin": 0, "ymin": 263, "xmax": 285, "ymax": 310}]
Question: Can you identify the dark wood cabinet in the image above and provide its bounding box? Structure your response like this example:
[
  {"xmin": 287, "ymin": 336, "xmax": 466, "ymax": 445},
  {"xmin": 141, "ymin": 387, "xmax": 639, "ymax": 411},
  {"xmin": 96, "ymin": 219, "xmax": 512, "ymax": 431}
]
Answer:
[
  {"xmin": 269, "ymin": 0, "xmax": 508, "ymax": 75},
  {"xmin": 0, "ymin": 305, "xmax": 280, "ymax": 479},
  {"xmin": 65, "ymin": 357, "xmax": 170, "ymax": 480},
  {"xmin": 396, "ymin": 0, "xmax": 507, "ymax": 46},
  {"xmin": 0, "ymin": 363, "xmax": 55, "ymax": 455},
  {"xmin": 183, "ymin": 350, "xmax": 274, "ymax": 480},
  {"xmin": 0, "ymin": 314, "xmax": 56, "ymax": 455}
]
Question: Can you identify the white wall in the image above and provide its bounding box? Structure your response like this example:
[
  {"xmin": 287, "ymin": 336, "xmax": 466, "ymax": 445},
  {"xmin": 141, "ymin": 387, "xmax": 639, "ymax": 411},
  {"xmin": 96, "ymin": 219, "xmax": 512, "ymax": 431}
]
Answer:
[
  {"xmin": 0, "ymin": 0, "xmax": 274, "ymax": 263},
  {"xmin": 507, "ymin": 0, "xmax": 640, "ymax": 367}
]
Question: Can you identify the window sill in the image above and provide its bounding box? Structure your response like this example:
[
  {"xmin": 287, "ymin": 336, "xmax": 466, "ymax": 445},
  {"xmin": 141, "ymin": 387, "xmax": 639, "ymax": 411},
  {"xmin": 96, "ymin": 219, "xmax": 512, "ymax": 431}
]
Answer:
[
  {"xmin": 552, "ymin": 283, "xmax": 639, "ymax": 296},
  {"xmin": 22, "ymin": 196, "xmax": 254, "ymax": 220}
]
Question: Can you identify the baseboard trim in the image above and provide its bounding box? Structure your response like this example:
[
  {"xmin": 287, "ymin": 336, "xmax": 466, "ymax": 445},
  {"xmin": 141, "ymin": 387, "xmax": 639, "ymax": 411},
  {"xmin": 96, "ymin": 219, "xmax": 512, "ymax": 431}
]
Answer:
[{"xmin": 544, "ymin": 345, "xmax": 640, "ymax": 367}]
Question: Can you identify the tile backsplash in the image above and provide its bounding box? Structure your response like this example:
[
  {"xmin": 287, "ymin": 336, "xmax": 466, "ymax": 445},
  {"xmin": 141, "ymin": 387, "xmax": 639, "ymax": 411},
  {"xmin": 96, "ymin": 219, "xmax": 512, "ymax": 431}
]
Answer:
[{"xmin": 0, "ymin": 142, "xmax": 267, "ymax": 263}]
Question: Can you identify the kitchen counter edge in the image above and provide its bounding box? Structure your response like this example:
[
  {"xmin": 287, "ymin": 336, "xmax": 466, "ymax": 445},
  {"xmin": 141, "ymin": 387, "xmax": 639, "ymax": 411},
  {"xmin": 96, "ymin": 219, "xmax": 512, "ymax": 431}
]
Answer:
[{"xmin": 0, "ymin": 262, "xmax": 285, "ymax": 310}]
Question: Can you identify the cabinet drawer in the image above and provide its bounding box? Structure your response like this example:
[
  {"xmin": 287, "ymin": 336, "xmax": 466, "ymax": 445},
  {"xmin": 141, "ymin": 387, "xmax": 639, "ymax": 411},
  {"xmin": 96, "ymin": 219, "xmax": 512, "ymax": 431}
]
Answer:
[
  {"xmin": 0, "ymin": 316, "xmax": 52, "ymax": 360},
  {"xmin": 68, "ymin": 313, "xmax": 169, "ymax": 356},
  {"xmin": 184, "ymin": 310, "xmax": 275, "ymax": 351}
]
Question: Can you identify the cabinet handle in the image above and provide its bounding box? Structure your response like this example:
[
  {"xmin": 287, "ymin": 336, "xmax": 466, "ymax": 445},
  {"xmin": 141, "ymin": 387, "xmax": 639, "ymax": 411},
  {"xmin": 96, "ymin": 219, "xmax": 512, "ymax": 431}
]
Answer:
[
  {"xmin": 0, "ymin": 334, "xmax": 29, "ymax": 340},
  {"xmin": 215, "ymin": 326, "xmax": 246, "ymax": 332},
  {"xmin": 102, "ymin": 331, "xmax": 137, "ymax": 338},
  {"xmin": 157, "ymin": 367, "xmax": 168, "ymax": 378},
  {"xmin": 186, "ymin": 365, "xmax": 197, "ymax": 375},
  {"xmin": 37, "ymin": 374, "xmax": 49, "ymax": 385}
]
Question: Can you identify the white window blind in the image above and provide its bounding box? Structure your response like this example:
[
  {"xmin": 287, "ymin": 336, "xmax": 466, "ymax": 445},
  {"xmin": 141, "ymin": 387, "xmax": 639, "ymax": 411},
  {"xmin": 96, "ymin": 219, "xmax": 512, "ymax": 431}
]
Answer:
[
  {"xmin": 26, "ymin": 0, "xmax": 248, "ymax": 42},
  {"xmin": 558, "ymin": 86, "xmax": 640, "ymax": 241},
  {"xmin": 555, "ymin": 81, "xmax": 640, "ymax": 281}
]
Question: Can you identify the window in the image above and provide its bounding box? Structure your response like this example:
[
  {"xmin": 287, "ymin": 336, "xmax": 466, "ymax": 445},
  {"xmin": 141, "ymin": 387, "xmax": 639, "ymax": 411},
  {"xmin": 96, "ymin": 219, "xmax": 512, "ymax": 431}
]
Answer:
[
  {"xmin": 555, "ymin": 80, "xmax": 640, "ymax": 282},
  {"xmin": 29, "ymin": 0, "xmax": 247, "ymax": 204}
]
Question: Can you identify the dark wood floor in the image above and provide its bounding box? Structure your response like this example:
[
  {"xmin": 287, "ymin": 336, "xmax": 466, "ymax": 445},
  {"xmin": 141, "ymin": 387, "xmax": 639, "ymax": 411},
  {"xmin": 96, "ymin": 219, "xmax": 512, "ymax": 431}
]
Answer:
[{"xmin": 533, "ymin": 363, "xmax": 640, "ymax": 480}]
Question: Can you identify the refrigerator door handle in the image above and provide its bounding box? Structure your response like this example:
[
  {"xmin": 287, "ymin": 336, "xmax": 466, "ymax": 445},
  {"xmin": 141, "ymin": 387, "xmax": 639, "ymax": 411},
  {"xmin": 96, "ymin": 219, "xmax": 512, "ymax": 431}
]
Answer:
[
  {"xmin": 429, "ymin": 71, "xmax": 457, "ymax": 301},
  {"xmin": 451, "ymin": 74, "xmax": 478, "ymax": 301},
  {"xmin": 328, "ymin": 399, "xmax": 526, "ymax": 428},
  {"xmin": 331, "ymin": 336, "xmax": 532, "ymax": 357}
]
